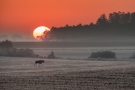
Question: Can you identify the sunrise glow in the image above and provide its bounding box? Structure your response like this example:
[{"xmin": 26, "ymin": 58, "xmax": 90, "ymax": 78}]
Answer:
[
  {"xmin": 33, "ymin": 26, "xmax": 50, "ymax": 40},
  {"xmin": 1, "ymin": 0, "xmax": 135, "ymax": 38}
]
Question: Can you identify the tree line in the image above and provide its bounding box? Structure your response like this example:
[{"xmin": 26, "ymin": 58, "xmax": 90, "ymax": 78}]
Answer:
[
  {"xmin": 42, "ymin": 11, "xmax": 135, "ymax": 41},
  {"xmin": 0, "ymin": 40, "xmax": 35, "ymax": 57},
  {"xmin": 0, "ymin": 40, "xmax": 56, "ymax": 58}
]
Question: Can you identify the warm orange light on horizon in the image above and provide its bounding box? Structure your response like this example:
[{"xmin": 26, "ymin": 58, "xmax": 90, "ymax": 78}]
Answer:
[
  {"xmin": 33, "ymin": 26, "xmax": 50, "ymax": 40},
  {"xmin": 1, "ymin": 0, "xmax": 135, "ymax": 37}
]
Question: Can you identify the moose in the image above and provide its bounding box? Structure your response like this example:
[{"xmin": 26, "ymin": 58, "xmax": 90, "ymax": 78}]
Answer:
[{"xmin": 35, "ymin": 60, "xmax": 45, "ymax": 65}]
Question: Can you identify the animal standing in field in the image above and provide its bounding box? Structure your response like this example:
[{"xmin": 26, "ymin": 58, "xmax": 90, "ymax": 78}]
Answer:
[{"xmin": 35, "ymin": 60, "xmax": 45, "ymax": 65}]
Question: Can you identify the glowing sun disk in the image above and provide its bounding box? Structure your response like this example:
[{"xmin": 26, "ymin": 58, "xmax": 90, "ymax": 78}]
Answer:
[{"xmin": 33, "ymin": 26, "xmax": 50, "ymax": 40}]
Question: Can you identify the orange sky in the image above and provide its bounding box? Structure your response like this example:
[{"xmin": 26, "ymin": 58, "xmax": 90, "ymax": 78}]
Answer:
[{"xmin": 0, "ymin": 0, "xmax": 135, "ymax": 38}]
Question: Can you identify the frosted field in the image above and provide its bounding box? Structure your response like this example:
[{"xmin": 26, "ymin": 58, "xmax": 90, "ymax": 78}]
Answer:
[
  {"xmin": 0, "ymin": 56, "xmax": 135, "ymax": 75},
  {"xmin": 1, "ymin": 46, "xmax": 135, "ymax": 90}
]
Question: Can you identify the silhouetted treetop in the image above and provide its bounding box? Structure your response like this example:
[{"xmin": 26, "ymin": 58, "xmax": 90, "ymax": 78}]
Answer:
[
  {"xmin": 96, "ymin": 14, "xmax": 108, "ymax": 26},
  {"xmin": 0, "ymin": 40, "xmax": 13, "ymax": 49},
  {"xmin": 42, "ymin": 11, "xmax": 135, "ymax": 41}
]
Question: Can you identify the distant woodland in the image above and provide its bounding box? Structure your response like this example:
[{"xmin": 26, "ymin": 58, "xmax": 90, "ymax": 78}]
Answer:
[
  {"xmin": 41, "ymin": 11, "xmax": 135, "ymax": 42},
  {"xmin": 0, "ymin": 40, "xmax": 35, "ymax": 57},
  {"xmin": 0, "ymin": 40, "xmax": 57, "ymax": 58}
]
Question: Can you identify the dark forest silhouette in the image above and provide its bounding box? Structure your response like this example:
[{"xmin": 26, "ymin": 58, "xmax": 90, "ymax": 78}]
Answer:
[
  {"xmin": 41, "ymin": 11, "xmax": 135, "ymax": 42},
  {"xmin": 0, "ymin": 40, "xmax": 35, "ymax": 57},
  {"xmin": 0, "ymin": 40, "xmax": 57, "ymax": 58}
]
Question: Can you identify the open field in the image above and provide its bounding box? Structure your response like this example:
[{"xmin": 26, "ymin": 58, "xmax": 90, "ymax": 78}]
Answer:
[{"xmin": 0, "ymin": 57, "xmax": 135, "ymax": 90}]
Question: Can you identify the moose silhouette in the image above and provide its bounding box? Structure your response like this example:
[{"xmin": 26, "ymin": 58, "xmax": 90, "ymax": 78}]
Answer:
[{"xmin": 35, "ymin": 60, "xmax": 45, "ymax": 65}]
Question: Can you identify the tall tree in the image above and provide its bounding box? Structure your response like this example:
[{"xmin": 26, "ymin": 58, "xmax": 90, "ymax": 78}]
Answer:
[
  {"xmin": 0, "ymin": 40, "xmax": 13, "ymax": 55},
  {"xmin": 120, "ymin": 12, "xmax": 130, "ymax": 24},
  {"xmin": 131, "ymin": 12, "xmax": 135, "ymax": 25},
  {"xmin": 96, "ymin": 14, "xmax": 108, "ymax": 26},
  {"xmin": 109, "ymin": 12, "xmax": 121, "ymax": 25}
]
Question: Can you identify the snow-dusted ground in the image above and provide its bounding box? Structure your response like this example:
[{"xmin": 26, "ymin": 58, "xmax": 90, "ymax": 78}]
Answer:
[
  {"xmin": 1, "ymin": 46, "xmax": 135, "ymax": 90},
  {"xmin": 1, "ymin": 56, "xmax": 135, "ymax": 90},
  {"xmin": 0, "ymin": 56, "xmax": 135, "ymax": 76}
]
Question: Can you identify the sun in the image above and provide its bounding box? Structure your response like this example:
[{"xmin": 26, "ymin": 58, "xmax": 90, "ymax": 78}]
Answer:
[{"xmin": 33, "ymin": 26, "xmax": 50, "ymax": 40}]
